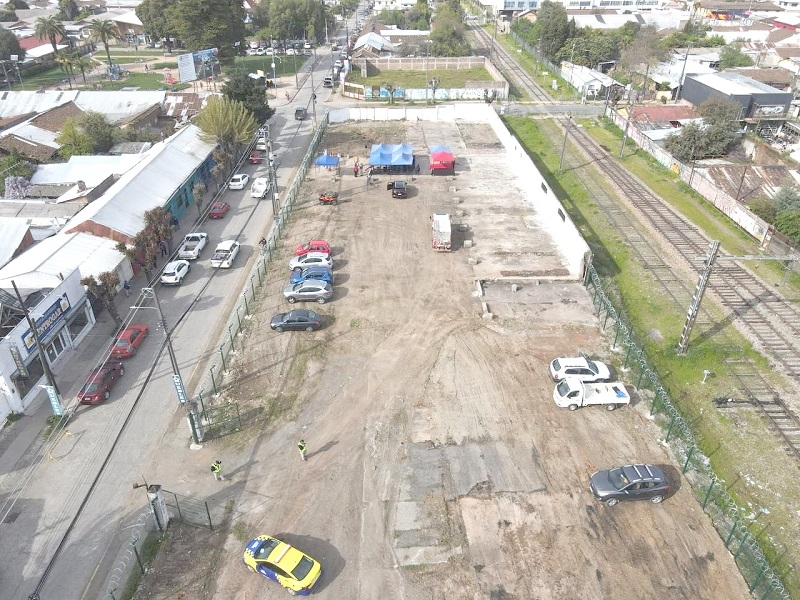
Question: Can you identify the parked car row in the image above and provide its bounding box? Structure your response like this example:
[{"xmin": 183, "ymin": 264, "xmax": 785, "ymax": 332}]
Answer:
[
  {"xmin": 271, "ymin": 239, "xmax": 337, "ymax": 332},
  {"xmin": 548, "ymin": 355, "xmax": 672, "ymax": 507}
]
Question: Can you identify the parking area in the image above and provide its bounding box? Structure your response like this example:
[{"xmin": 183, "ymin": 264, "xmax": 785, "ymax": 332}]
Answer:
[{"xmin": 142, "ymin": 119, "xmax": 752, "ymax": 599}]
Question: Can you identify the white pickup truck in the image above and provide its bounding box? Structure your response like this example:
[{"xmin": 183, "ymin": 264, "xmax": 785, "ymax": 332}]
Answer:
[
  {"xmin": 177, "ymin": 233, "xmax": 208, "ymax": 260},
  {"xmin": 553, "ymin": 379, "xmax": 630, "ymax": 411}
]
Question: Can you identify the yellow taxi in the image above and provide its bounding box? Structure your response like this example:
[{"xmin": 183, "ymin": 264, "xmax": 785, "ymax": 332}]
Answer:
[{"xmin": 243, "ymin": 535, "xmax": 323, "ymax": 595}]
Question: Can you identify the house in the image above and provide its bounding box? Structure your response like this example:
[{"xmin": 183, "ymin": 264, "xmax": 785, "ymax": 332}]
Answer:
[
  {"xmin": 681, "ymin": 71, "xmax": 793, "ymax": 118},
  {"xmin": 352, "ymin": 32, "xmax": 395, "ymax": 58}
]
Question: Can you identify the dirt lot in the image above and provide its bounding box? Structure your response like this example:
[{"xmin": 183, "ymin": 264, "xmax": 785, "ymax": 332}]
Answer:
[{"xmin": 135, "ymin": 121, "xmax": 751, "ymax": 599}]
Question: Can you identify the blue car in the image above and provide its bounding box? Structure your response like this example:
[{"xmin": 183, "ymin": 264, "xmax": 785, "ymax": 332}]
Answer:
[{"xmin": 290, "ymin": 266, "xmax": 334, "ymax": 285}]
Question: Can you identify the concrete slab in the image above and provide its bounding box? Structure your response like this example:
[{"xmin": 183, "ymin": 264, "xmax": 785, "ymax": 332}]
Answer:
[
  {"xmin": 399, "ymin": 443, "xmax": 446, "ymax": 501},
  {"xmin": 394, "ymin": 544, "xmax": 462, "ymax": 567}
]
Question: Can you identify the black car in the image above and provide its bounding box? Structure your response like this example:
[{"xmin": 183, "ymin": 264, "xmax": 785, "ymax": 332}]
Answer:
[
  {"xmin": 387, "ymin": 180, "xmax": 407, "ymax": 198},
  {"xmin": 270, "ymin": 309, "xmax": 322, "ymax": 332},
  {"xmin": 589, "ymin": 464, "xmax": 670, "ymax": 507}
]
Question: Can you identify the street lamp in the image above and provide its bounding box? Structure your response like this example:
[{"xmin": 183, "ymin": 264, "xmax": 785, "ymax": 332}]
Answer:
[
  {"xmin": 139, "ymin": 287, "xmax": 201, "ymax": 445},
  {"xmin": 425, "ymin": 40, "xmax": 433, "ymax": 105}
]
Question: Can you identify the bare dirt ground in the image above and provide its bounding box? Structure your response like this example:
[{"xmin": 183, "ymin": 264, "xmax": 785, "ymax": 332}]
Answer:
[{"xmin": 134, "ymin": 121, "xmax": 751, "ymax": 599}]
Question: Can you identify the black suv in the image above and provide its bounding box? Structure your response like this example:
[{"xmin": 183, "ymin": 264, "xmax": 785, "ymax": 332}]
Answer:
[
  {"xmin": 589, "ymin": 464, "xmax": 670, "ymax": 507},
  {"xmin": 387, "ymin": 180, "xmax": 407, "ymax": 198}
]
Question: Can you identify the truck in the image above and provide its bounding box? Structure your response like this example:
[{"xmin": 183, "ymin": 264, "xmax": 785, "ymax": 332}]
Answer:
[
  {"xmin": 431, "ymin": 213, "xmax": 451, "ymax": 251},
  {"xmin": 177, "ymin": 233, "xmax": 208, "ymax": 260},
  {"xmin": 553, "ymin": 379, "xmax": 630, "ymax": 411}
]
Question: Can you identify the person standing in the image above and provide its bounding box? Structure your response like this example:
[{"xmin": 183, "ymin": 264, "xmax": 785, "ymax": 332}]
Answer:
[
  {"xmin": 123, "ymin": 280, "xmax": 131, "ymax": 297},
  {"xmin": 159, "ymin": 240, "xmax": 167, "ymax": 256},
  {"xmin": 211, "ymin": 460, "xmax": 223, "ymax": 480},
  {"xmin": 297, "ymin": 440, "xmax": 307, "ymax": 461}
]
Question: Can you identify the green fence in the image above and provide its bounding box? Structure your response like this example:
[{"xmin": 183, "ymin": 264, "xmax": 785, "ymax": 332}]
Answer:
[
  {"xmin": 584, "ymin": 264, "xmax": 790, "ymax": 599},
  {"xmin": 193, "ymin": 113, "xmax": 330, "ymax": 425}
]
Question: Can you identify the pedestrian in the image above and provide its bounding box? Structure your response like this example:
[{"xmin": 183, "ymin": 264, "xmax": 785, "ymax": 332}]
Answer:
[
  {"xmin": 159, "ymin": 240, "xmax": 167, "ymax": 256},
  {"xmin": 285, "ymin": 91, "xmax": 290, "ymax": 101},
  {"xmin": 211, "ymin": 460, "xmax": 224, "ymax": 480},
  {"xmin": 297, "ymin": 439, "xmax": 307, "ymax": 461},
  {"xmin": 353, "ymin": 163, "xmax": 359, "ymax": 178},
  {"xmin": 366, "ymin": 172, "xmax": 372, "ymax": 187},
  {"xmin": 152, "ymin": 254, "xmax": 157, "ymax": 268},
  {"xmin": 123, "ymin": 280, "xmax": 131, "ymax": 297}
]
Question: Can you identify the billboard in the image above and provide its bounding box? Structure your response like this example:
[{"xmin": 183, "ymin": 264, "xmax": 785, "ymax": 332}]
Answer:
[{"xmin": 177, "ymin": 48, "xmax": 221, "ymax": 83}]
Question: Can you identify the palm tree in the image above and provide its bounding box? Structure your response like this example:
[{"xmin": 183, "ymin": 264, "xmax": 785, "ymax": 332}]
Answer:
[
  {"xmin": 54, "ymin": 53, "xmax": 74, "ymax": 88},
  {"xmin": 87, "ymin": 19, "xmax": 119, "ymax": 67},
  {"xmin": 70, "ymin": 53, "xmax": 94, "ymax": 85},
  {"xmin": 34, "ymin": 15, "xmax": 66, "ymax": 56}
]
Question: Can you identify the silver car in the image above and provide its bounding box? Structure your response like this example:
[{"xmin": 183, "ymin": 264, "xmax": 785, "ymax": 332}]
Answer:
[
  {"xmin": 283, "ymin": 279, "xmax": 333, "ymax": 304},
  {"xmin": 288, "ymin": 252, "xmax": 333, "ymax": 272}
]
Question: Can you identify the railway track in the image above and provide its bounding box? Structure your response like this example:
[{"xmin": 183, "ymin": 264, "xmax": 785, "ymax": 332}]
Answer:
[
  {"xmin": 469, "ymin": 24, "xmax": 553, "ymax": 104},
  {"xmin": 469, "ymin": 20, "xmax": 800, "ymax": 459}
]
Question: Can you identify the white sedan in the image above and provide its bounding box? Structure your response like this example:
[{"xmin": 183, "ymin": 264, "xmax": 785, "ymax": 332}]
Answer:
[
  {"xmin": 160, "ymin": 260, "xmax": 191, "ymax": 285},
  {"xmin": 229, "ymin": 174, "xmax": 250, "ymax": 190},
  {"xmin": 549, "ymin": 357, "xmax": 611, "ymax": 382},
  {"xmin": 289, "ymin": 252, "xmax": 333, "ymax": 272},
  {"xmin": 210, "ymin": 240, "xmax": 241, "ymax": 268}
]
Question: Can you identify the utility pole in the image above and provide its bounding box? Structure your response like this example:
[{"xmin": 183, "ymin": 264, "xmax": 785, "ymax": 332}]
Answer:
[
  {"xmin": 141, "ymin": 287, "xmax": 200, "ymax": 445},
  {"xmin": 675, "ymin": 43, "xmax": 692, "ymax": 103},
  {"xmin": 11, "ymin": 280, "xmax": 61, "ymax": 405},
  {"xmin": 559, "ymin": 113, "xmax": 572, "ymax": 173}
]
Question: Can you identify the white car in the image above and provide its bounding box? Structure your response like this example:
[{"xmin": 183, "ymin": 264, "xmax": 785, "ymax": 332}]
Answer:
[
  {"xmin": 255, "ymin": 138, "xmax": 268, "ymax": 151},
  {"xmin": 177, "ymin": 232, "xmax": 208, "ymax": 260},
  {"xmin": 250, "ymin": 177, "xmax": 270, "ymax": 198},
  {"xmin": 289, "ymin": 252, "xmax": 333, "ymax": 272},
  {"xmin": 210, "ymin": 240, "xmax": 241, "ymax": 268},
  {"xmin": 549, "ymin": 357, "xmax": 611, "ymax": 382},
  {"xmin": 160, "ymin": 260, "xmax": 191, "ymax": 285},
  {"xmin": 229, "ymin": 174, "xmax": 250, "ymax": 190}
]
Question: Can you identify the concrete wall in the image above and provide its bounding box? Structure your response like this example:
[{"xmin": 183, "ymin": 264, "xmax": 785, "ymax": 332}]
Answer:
[
  {"xmin": 327, "ymin": 104, "xmax": 591, "ymax": 279},
  {"xmin": 345, "ymin": 56, "xmax": 510, "ymax": 102}
]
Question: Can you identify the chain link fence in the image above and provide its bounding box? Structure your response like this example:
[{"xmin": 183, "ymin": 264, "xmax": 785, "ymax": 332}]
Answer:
[{"xmin": 584, "ymin": 264, "xmax": 790, "ymax": 599}]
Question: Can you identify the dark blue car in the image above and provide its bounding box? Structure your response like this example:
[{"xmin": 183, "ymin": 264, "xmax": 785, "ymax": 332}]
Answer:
[{"xmin": 290, "ymin": 266, "xmax": 334, "ymax": 285}]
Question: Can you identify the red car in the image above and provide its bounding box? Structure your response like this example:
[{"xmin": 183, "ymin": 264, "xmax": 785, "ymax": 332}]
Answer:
[
  {"xmin": 111, "ymin": 324, "xmax": 149, "ymax": 358},
  {"xmin": 294, "ymin": 239, "xmax": 330, "ymax": 256},
  {"xmin": 209, "ymin": 201, "xmax": 231, "ymax": 219},
  {"xmin": 249, "ymin": 150, "xmax": 265, "ymax": 164},
  {"xmin": 78, "ymin": 360, "xmax": 124, "ymax": 405}
]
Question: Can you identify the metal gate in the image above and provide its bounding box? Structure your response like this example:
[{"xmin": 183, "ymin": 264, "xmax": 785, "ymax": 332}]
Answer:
[{"xmin": 163, "ymin": 490, "xmax": 212, "ymax": 529}]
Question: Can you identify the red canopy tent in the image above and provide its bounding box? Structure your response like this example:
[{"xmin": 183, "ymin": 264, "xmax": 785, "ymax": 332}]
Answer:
[{"xmin": 429, "ymin": 146, "xmax": 455, "ymax": 174}]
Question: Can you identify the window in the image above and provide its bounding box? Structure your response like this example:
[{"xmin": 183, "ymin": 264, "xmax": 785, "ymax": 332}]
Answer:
[{"xmin": 67, "ymin": 308, "xmax": 90, "ymax": 339}]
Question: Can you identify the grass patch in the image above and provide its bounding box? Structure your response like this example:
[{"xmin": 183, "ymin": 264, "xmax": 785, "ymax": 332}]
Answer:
[
  {"xmin": 119, "ymin": 530, "xmax": 162, "ymax": 600},
  {"xmin": 504, "ymin": 114, "xmax": 800, "ymax": 596},
  {"xmin": 348, "ymin": 67, "xmax": 492, "ymax": 88}
]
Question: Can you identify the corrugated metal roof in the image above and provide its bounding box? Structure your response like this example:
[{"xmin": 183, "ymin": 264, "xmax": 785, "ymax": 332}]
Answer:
[
  {"xmin": 0, "ymin": 90, "xmax": 79, "ymax": 119},
  {"xmin": 73, "ymin": 91, "xmax": 165, "ymax": 123},
  {"xmin": 0, "ymin": 231, "xmax": 125, "ymax": 291},
  {"xmin": 31, "ymin": 155, "xmax": 146, "ymax": 185},
  {"xmin": 689, "ymin": 71, "xmax": 782, "ymax": 94},
  {"xmin": 63, "ymin": 125, "xmax": 215, "ymax": 238},
  {"xmin": 0, "ymin": 218, "xmax": 30, "ymax": 268}
]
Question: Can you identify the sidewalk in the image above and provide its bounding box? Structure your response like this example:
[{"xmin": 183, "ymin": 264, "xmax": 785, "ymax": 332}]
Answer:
[{"xmin": 0, "ymin": 258, "xmax": 167, "ymax": 489}]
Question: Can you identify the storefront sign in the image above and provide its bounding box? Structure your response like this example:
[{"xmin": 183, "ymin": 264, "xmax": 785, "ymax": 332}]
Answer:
[
  {"xmin": 9, "ymin": 344, "xmax": 27, "ymax": 378},
  {"xmin": 22, "ymin": 294, "xmax": 71, "ymax": 352}
]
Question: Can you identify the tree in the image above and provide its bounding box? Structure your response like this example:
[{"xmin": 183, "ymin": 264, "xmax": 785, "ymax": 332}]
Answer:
[
  {"xmin": 166, "ymin": 0, "xmax": 246, "ymax": 62},
  {"xmin": 774, "ymin": 208, "xmax": 800, "ymax": 246},
  {"xmin": 535, "ymin": 1, "xmax": 572, "ymax": 60},
  {"xmin": 221, "ymin": 68, "xmax": 273, "ymax": 123},
  {"xmin": 195, "ymin": 95, "xmax": 257, "ymax": 160},
  {"xmin": 115, "ymin": 207, "xmax": 172, "ymax": 281},
  {"xmin": 6, "ymin": 0, "xmax": 29, "ymax": 8},
  {"xmin": 268, "ymin": 0, "xmax": 326, "ymax": 43},
  {"xmin": 55, "ymin": 111, "xmax": 118, "ymax": 157},
  {"xmin": 719, "ymin": 44, "xmax": 754, "ymax": 69},
  {"xmin": 87, "ymin": 19, "xmax": 118, "ymax": 67},
  {"xmin": 664, "ymin": 97, "xmax": 742, "ymax": 160},
  {"xmin": 773, "ymin": 185, "xmax": 800, "ymax": 213},
  {"xmin": 0, "ymin": 9, "xmax": 16, "ymax": 21},
  {"xmin": 618, "ymin": 25, "xmax": 667, "ymax": 101},
  {"xmin": 0, "ymin": 151, "xmax": 34, "ymax": 196},
  {"xmin": 0, "ymin": 29, "xmax": 25, "ymax": 61},
  {"xmin": 58, "ymin": 0, "xmax": 79, "ymax": 20},
  {"xmin": 81, "ymin": 273, "xmax": 123, "ymax": 329},
  {"xmin": 71, "ymin": 52, "xmax": 93, "ymax": 84},
  {"xmin": 193, "ymin": 181, "xmax": 207, "ymax": 217},
  {"xmin": 136, "ymin": 0, "xmax": 177, "ymax": 52},
  {"xmin": 747, "ymin": 196, "xmax": 778, "ymax": 223},
  {"xmin": 56, "ymin": 118, "xmax": 93, "ymax": 158},
  {"xmin": 34, "ymin": 15, "xmax": 66, "ymax": 56},
  {"xmin": 429, "ymin": 1, "xmax": 469, "ymax": 57}
]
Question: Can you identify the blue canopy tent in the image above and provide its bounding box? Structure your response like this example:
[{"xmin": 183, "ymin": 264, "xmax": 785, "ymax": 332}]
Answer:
[
  {"xmin": 315, "ymin": 154, "xmax": 340, "ymax": 167},
  {"xmin": 369, "ymin": 143, "xmax": 415, "ymax": 173}
]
